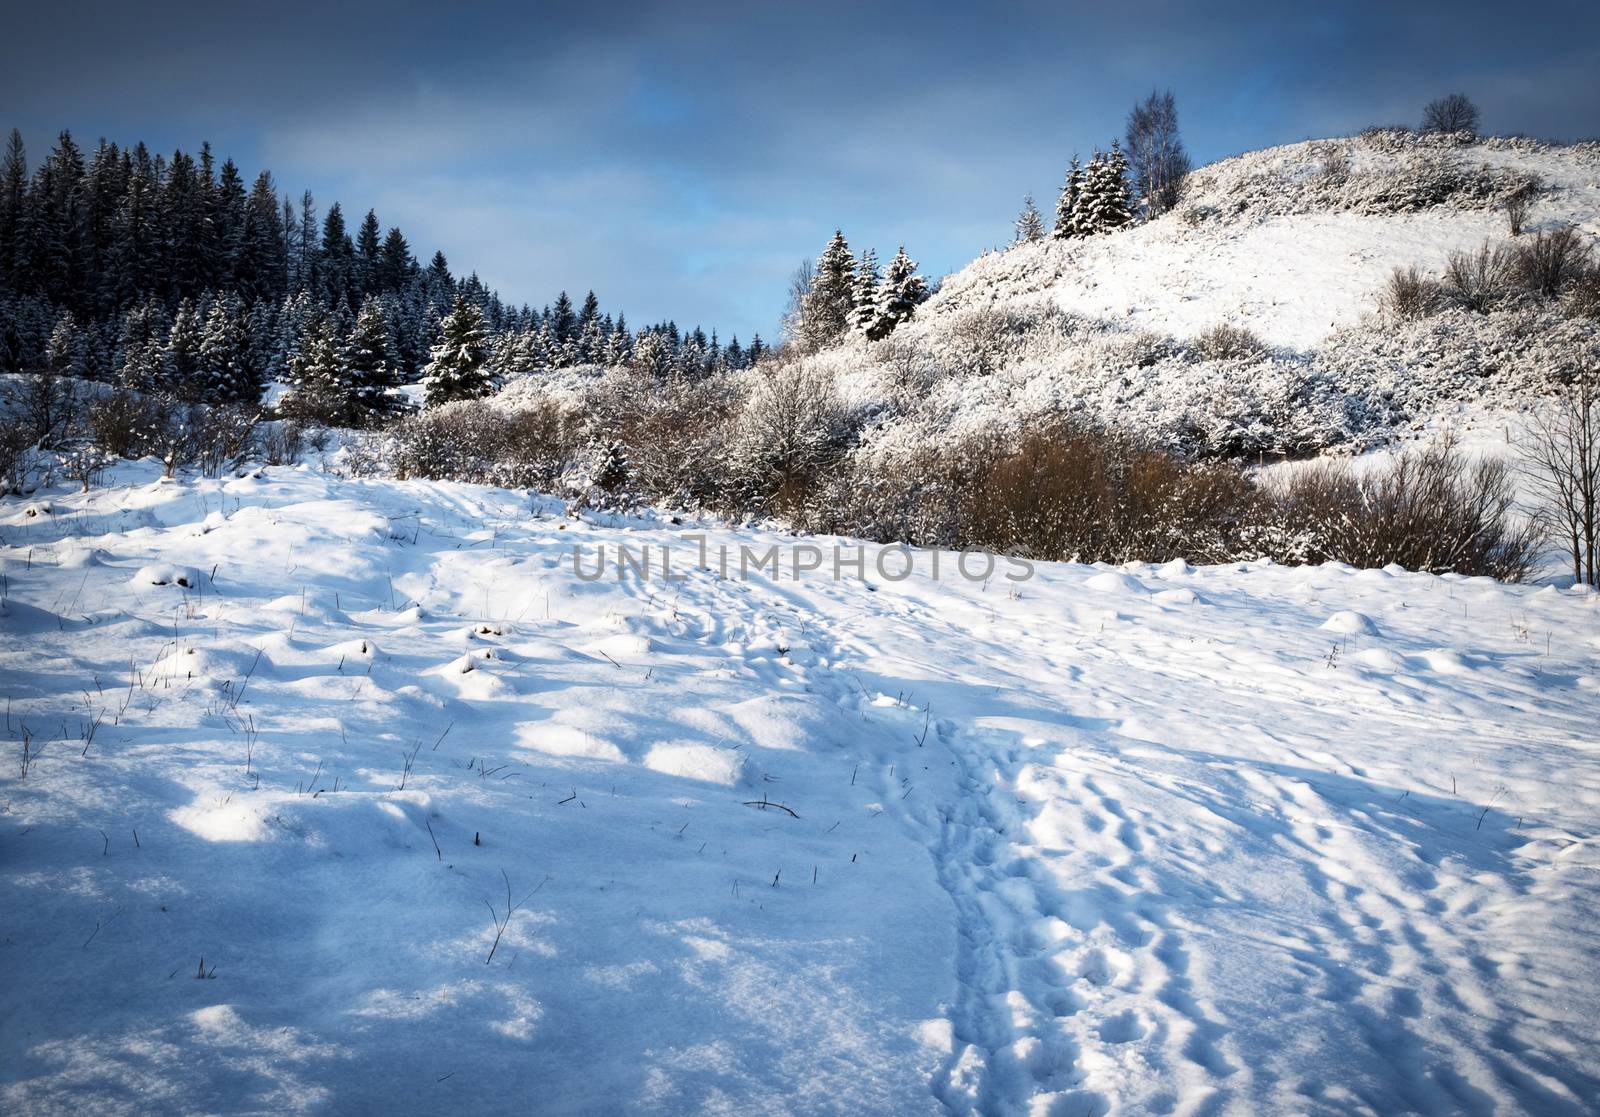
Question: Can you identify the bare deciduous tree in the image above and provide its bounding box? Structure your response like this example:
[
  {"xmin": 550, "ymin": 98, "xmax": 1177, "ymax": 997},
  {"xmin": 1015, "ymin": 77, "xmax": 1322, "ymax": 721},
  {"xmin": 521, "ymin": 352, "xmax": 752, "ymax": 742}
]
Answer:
[
  {"xmin": 1524, "ymin": 372, "xmax": 1600, "ymax": 588},
  {"xmin": 1125, "ymin": 89, "xmax": 1192, "ymax": 217},
  {"xmin": 1421, "ymin": 93, "xmax": 1480, "ymax": 135},
  {"xmin": 779, "ymin": 257, "xmax": 814, "ymax": 350}
]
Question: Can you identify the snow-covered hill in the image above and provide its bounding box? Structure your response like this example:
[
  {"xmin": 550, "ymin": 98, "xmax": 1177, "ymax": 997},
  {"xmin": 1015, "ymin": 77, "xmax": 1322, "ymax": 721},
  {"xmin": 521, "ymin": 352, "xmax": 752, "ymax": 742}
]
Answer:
[
  {"xmin": 797, "ymin": 133, "xmax": 1600, "ymax": 461},
  {"xmin": 4, "ymin": 463, "xmax": 1600, "ymax": 1115},
  {"xmin": 933, "ymin": 134, "xmax": 1599, "ymax": 350}
]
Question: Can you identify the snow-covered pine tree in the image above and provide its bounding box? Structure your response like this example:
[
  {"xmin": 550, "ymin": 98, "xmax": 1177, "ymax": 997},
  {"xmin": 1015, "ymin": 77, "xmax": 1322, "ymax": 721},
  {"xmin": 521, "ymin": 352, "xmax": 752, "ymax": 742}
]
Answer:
[
  {"xmin": 550, "ymin": 291, "xmax": 576, "ymax": 344},
  {"xmin": 283, "ymin": 311, "xmax": 350, "ymax": 424},
  {"xmin": 198, "ymin": 296, "xmax": 260, "ymax": 405},
  {"xmin": 163, "ymin": 298, "xmax": 204, "ymax": 399},
  {"xmin": 356, "ymin": 209, "xmax": 382, "ymax": 295},
  {"xmin": 420, "ymin": 295, "xmax": 492, "ymax": 406},
  {"xmin": 497, "ymin": 326, "xmax": 543, "ymax": 375},
  {"xmin": 45, "ymin": 312, "xmax": 85, "ymax": 379},
  {"xmin": 1015, "ymin": 193, "xmax": 1045, "ymax": 244},
  {"xmin": 871, "ymin": 247, "xmax": 930, "ymax": 340},
  {"xmin": 674, "ymin": 331, "xmax": 707, "ymax": 381},
  {"xmin": 1080, "ymin": 143, "xmax": 1133, "ymax": 235},
  {"xmin": 1054, "ymin": 156, "xmax": 1083, "ymax": 239},
  {"xmin": 246, "ymin": 300, "xmax": 278, "ymax": 386},
  {"xmin": 116, "ymin": 300, "xmax": 168, "ymax": 391},
  {"xmin": 1076, "ymin": 151, "xmax": 1108, "ymax": 235},
  {"xmin": 586, "ymin": 437, "xmax": 629, "ymax": 494},
  {"xmin": 799, "ymin": 230, "xmax": 856, "ymax": 348},
  {"xmin": 602, "ymin": 323, "xmax": 631, "ymax": 367},
  {"xmin": 577, "ymin": 290, "xmax": 600, "ymax": 336},
  {"xmin": 535, "ymin": 319, "xmax": 559, "ymax": 368},
  {"xmin": 631, "ymin": 329, "xmax": 671, "ymax": 379},
  {"xmin": 706, "ymin": 329, "xmax": 726, "ymax": 376},
  {"xmin": 578, "ymin": 316, "xmax": 605, "ymax": 365},
  {"xmin": 1103, "ymin": 140, "xmax": 1133, "ymax": 231},
  {"xmin": 346, "ymin": 295, "xmax": 402, "ymax": 423},
  {"xmin": 852, "ymin": 248, "xmax": 881, "ymax": 334}
]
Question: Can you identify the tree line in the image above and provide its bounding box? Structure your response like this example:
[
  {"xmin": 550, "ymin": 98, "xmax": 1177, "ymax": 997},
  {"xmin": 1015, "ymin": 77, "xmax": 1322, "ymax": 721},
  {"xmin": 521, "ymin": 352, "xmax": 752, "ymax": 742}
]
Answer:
[{"xmin": 0, "ymin": 129, "xmax": 753, "ymax": 422}]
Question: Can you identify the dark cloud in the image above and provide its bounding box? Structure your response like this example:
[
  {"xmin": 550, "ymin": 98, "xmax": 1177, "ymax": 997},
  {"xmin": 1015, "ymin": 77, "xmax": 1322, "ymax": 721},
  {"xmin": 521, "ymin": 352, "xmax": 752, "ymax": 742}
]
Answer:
[{"xmin": 4, "ymin": 0, "xmax": 1597, "ymax": 338}]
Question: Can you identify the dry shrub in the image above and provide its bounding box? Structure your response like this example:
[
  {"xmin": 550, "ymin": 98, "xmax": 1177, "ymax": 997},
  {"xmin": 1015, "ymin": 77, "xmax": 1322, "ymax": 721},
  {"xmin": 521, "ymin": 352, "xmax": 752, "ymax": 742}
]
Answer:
[
  {"xmin": 1565, "ymin": 264, "xmax": 1600, "ymax": 318},
  {"xmin": 800, "ymin": 424, "xmax": 1535, "ymax": 581},
  {"xmin": 86, "ymin": 388, "xmax": 164, "ymax": 457},
  {"xmin": 260, "ymin": 420, "xmax": 306, "ymax": 466},
  {"xmin": 1192, "ymin": 323, "xmax": 1266, "ymax": 361},
  {"xmin": 1266, "ymin": 439, "xmax": 1536, "ymax": 580},
  {"xmin": 960, "ymin": 425, "xmax": 1260, "ymax": 563},
  {"xmin": 190, "ymin": 406, "xmax": 259, "ymax": 477},
  {"xmin": 1443, "ymin": 242, "xmax": 1513, "ymax": 312},
  {"xmin": 1504, "ymin": 184, "xmax": 1534, "ymax": 236},
  {"xmin": 1381, "ymin": 265, "xmax": 1441, "ymax": 320},
  {"xmin": 0, "ymin": 417, "xmax": 35, "ymax": 493},
  {"xmin": 381, "ymin": 398, "xmax": 578, "ymax": 488},
  {"xmin": 1511, "ymin": 226, "xmax": 1591, "ymax": 298},
  {"xmin": 5, "ymin": 371, "xmax": 78, "ymax": 449},
  {"xmin": 1312, "ymin": 140, "xmax": 1351, "ymax": 186}
]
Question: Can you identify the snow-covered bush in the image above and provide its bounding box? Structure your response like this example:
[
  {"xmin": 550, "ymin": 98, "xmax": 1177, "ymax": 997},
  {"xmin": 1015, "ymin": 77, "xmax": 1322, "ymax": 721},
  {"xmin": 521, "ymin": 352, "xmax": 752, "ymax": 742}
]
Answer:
[
  {"xmin": 1444, "ymin": 242, "xmax": 1514, "ymax": 312},
  {"xmin": 728, "ymin": 357, "xmax": 851, "ymax": 505},
  {"xmin": 4, "ymin": 370, "xmax": 78, "ymax": 450},
  {"xmin": 190, "ymin": 405, "xmax": 259, "ymax": 478},
  {"xmin": 363, "ymin": 398, "xmax": 578, "ymax": 489},
  {"xmin": 1175, "ymin": 136, "xmax": 1536, "ymax": 221},
  {"xmin": 1191, "ymin": 323, "xmax": 1266, "ymax": 361},
  {"xmin": 259, "ymin": 420, "xmax": 307, "ymax": 466},
  {"xmin": 1510, "ymin": 226, "xmax": 1592, "ymax": 299},
  {"xmin": 86, "ymin": 388, "xmax": 163, "ymax": 458},
  {"xmin": 0, "ymin": 416, "xmax": 35, "ymax": 494}
]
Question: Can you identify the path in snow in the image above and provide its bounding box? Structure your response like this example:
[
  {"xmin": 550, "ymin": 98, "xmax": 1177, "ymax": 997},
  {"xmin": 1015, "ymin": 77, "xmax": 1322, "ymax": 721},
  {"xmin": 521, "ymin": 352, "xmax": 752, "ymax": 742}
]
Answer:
[{"xmin": 3, "ymin": 464, "xmax": 1600, "ymax": 1115}]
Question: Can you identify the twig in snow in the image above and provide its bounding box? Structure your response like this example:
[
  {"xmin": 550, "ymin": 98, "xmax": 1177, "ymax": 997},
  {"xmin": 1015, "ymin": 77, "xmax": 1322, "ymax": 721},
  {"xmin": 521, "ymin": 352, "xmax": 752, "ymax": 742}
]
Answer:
[
  {"xmin": 83, "ymin": 907, "xmax": 121, "ymax": 948},
  {"xmin": 484, "ymin": 870, "xmax": 549, "ymax": 964},
  {"xmin": 431, "ymin": 721, "xmax": 455, "ymax": 752},
  {"xmin": 398, "ymin": 741, "xmax": 422, "ymax": 790},
  {"xmin": 743, "ymin": 794, "xmax": 800, "ymax": 819}
]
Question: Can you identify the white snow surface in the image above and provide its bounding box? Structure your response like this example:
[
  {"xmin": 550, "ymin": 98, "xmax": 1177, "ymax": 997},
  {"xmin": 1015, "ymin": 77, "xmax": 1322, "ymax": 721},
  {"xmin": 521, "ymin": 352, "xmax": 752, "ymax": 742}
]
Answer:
[{"xmin": 3, "ymin": 463, "xmax": 1600, "ymax": 1115}]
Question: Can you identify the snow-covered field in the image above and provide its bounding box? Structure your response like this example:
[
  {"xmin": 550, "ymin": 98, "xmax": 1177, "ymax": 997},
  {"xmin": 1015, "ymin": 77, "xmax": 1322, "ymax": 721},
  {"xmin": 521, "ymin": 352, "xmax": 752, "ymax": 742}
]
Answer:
[{"xmin": 3, "ymin": 463, "xmax": 1599, "ymax": 1114}]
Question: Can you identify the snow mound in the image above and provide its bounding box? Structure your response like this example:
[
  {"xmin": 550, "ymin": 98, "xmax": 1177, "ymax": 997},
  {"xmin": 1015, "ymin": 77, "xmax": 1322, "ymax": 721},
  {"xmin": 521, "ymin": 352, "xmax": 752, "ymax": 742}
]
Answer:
[
  {"xmin": 1084, "ymin": 571, "xmax": 1149, "ymax": 595},
  {"xmin": 1351, "ymin": 647, "xmax": 1410, "ymax": 672},
  {"xmin": 1320, "ymin": 610, "xmax": 1378, "ymax": 636},
  {"xmin": 131, "ymin": 563, "xmax": 204, "ymax": 589},
  {"xmin": 642, "ymin": 742, "xmax": 746, "ymax": 786},
  {"xmin": 170, "ymin": 798, "xmax": 271, "ymax": 843},
  {"xmin": 516, "ymin": 722, "xmax": 626, "ymax": 762}
]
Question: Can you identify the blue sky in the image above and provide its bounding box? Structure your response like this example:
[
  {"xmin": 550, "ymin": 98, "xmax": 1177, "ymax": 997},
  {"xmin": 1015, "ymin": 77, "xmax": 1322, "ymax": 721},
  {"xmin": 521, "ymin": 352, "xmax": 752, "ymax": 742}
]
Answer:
[{"xmin": 4, "ymin": 1, "xmax": 1597, "ymax": 341}]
